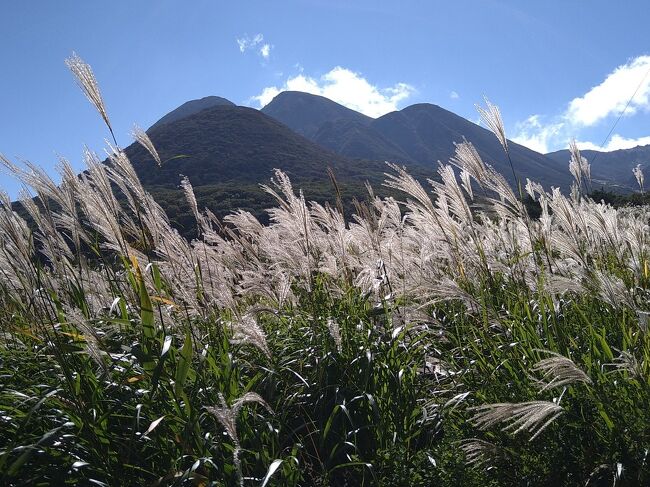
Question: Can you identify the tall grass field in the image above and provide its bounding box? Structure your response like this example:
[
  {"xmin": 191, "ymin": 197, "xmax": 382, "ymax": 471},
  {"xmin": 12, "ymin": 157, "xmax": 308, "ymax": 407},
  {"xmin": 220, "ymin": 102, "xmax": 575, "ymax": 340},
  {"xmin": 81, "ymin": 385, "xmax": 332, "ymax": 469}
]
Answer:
[{"xmin": 0, "ymin": 54, "xmax": 648, "ymax": 486}]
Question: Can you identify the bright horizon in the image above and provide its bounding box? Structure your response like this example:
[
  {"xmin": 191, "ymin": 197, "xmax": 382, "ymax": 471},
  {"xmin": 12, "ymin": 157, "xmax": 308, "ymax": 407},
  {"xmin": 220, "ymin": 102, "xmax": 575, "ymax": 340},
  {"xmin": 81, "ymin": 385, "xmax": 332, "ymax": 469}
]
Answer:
[{"xmin": 2, "ymin": 1, "xmax": 650, "ymax": 197}]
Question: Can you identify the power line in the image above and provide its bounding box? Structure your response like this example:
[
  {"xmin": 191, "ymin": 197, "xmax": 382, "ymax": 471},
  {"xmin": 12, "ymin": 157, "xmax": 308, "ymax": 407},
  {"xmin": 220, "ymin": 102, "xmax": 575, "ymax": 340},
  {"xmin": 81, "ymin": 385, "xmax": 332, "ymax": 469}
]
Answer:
[{"xmin": 591, "ymin": 62, "xmax": 650, "ymax": 163}]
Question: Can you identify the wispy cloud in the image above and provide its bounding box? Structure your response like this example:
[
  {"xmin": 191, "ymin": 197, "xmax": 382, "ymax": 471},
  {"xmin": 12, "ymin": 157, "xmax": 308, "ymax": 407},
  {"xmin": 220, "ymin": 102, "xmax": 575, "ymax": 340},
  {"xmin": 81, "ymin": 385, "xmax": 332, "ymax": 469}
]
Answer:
[
  {"xmin": 251, "ymin": 67, "xmax": 415, "ymax": 117},
  {"xmin": 450, "ymin": 90, "xmax": 459, "ymax": 100},
  {"xmin": 259, "ymin": 43, "xmax": 272, "ymax": 59},
  {"xmin": 236, "ymin": 33, "xmax": 272, "ymax": 60},
  {"xmin": 236, "ymin": 33, "xmax": 263, "ymax": 53},
  {"xmin": 512, "ymin": 55, "xmax": 650, "ymax": 153}
]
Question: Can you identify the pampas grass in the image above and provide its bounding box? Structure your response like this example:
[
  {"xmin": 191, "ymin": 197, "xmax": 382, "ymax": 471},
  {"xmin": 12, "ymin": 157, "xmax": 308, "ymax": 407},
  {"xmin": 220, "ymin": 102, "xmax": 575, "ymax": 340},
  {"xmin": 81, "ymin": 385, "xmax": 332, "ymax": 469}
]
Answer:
[{"xmin": 0, "ymin": 54, "xmax": 649, "ymax": 486}]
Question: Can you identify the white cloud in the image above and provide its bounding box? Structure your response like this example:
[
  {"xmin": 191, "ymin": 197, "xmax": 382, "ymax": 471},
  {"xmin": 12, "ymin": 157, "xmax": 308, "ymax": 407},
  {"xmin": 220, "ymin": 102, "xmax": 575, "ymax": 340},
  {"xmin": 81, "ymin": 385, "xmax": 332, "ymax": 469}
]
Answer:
[
  {"xmin": 259, "ymin": 43, "xmax": 272, "ymax": 59},
  {"xmin": 251, "ymin": 66, "xmax": 415, "ymax": 117},
  {"xmin": 237, "ymin": 34, "xmax": 270, "ymax": 59},
  {"xmin": 576, "ymin": 134, "xmax": 650, "ymax": 152},
  {"xmin": 567, "ymin": 55, "xmax": 650, "ymax": 126},
  {"xmin": 510, "ymin": 115, "xmax": 564, "ymax": 153},
  {"xmin": 512, "ymin": 55, "xmax": 650, "ymax": 153},
  {"xmin": 254, "ymin": 86, "xmax": 282, "ymax": 107},
  {"xmin": 450, "ymin": 90, "xmax": 459, "ymax": 100}
]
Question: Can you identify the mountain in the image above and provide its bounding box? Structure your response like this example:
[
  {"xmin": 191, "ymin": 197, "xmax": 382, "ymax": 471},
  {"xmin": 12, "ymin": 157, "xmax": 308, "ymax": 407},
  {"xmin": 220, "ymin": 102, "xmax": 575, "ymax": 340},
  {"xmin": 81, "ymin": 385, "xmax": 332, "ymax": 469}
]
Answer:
[
  {"xmin": 131, "ymin": 92, "xmax": 575, "ymax": 238},
  {"xmin": 137, "ymin": 104, "xmax": 381, "ymax": 186},
  {"xmin": 261, "ymin": 91, "xmax": 371, "ymax": 138},
  {"xmin": 546, "ymin": 145, "xmax": 650, "ymax": 192},
  {"xmin": 122, "ymin": 103, "xmax": 392, "ymax": 236},
  {"xmin": 149, "ymin": 96, "xmax": 235, "ymax": 131},
  {"xmin": 312, "ymin": 119, "xmax": 412, "ymax": 162},
  {"xmin": 262, "ymin": 92, "xmax": 571, "ymax": 189}
]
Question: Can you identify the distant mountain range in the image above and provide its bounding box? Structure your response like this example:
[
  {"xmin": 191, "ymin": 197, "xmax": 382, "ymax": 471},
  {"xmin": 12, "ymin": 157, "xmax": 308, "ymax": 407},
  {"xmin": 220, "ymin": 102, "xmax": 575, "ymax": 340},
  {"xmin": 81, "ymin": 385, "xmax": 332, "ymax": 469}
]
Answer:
[
  {"xmin": 262, "ymin": 91, "xmax": 570, "ymax": 189},
  {"xmin": 97, "ymin": 90, "xmax": 646, "ymax": 236},
  {"xmin": 547, "ymin": 145, "xmax": 650, "ymax": 192}
]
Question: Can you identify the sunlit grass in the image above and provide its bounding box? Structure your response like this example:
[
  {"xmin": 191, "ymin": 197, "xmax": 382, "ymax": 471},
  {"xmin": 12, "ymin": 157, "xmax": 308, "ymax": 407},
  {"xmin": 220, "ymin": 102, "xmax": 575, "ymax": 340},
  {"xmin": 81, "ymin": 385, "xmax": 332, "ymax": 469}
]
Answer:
[{"xmin": 0, "ymin": 54, "xmax": 648, "ymax": 486}]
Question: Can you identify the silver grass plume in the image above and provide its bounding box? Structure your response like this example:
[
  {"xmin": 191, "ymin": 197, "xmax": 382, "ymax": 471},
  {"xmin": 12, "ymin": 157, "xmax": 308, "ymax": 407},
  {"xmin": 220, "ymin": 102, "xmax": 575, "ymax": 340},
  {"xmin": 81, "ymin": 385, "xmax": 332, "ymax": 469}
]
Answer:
[
  {"xmin": 531, "ymin": 350, "xmax": 592, "ymax": 392},
  {"xmin": 326, "ymin": 318, "xmax": 342, "ymax": 352},
  {"xmin": 449, "ymin": 141, "xmax": 522, "ymax": 216},
  {"xmin": 460, "ymin": 168, "xmax": 474, "ymax": 200},
  {"xmin": 65, "ymin": 53, "xmax": 115, "ymax": 143},
  {"xmin": 180, "ymin": 176, "xmax": 206, "ymax": 231},
  {"xmin": 633, "ymin": 164, "xmax": 645, "ymax": 193},
  {"xmin": 476, "ymin": 97, "xmax": 508, "ymax": 154},
  {"xmin": 470, "ymin": 400, "xmax": 563, "ymax": 441},
  {"xmin": 458, "ymin": 438, "xmax": 503, "ymax": 468},
  {"xmin": 608, "ymin": 349, "xmax": 644, "ymax": 378},
  {"xmin": 230, "ymin": 313, "xmax": 271, "ymax": 358},
  {"xmin": 525, "ymin": 178, "xmax": 545, "ymax": 201},
  {"xmin": 568, "ymin": 139, "xmax": 591, "ymax": 194},
  {"xmin": 593, "ymin": 270, "xmax": 634, "ymax": 309},
  {"xmin": 205, "ymin": 392, "xmax": 272, "ymax": 487},
  {"xmin": 63, "ymin": 306, "xmax": 108, "ymax": 375},
  {"xmin": 384, "ymin": 162, "xmax": 437, "ymax": 217},
  {"xmin": 132, "ymin": 124, "xmax": 162, "ymax": 166}
]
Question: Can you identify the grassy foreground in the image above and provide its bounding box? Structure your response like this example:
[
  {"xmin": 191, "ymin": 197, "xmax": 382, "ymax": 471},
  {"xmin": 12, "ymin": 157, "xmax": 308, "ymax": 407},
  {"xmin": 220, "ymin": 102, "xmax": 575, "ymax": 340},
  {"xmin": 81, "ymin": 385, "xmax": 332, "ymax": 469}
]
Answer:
[{"xmin": 0, "ymin": 55, "xmax": 649, "ymax": 486}]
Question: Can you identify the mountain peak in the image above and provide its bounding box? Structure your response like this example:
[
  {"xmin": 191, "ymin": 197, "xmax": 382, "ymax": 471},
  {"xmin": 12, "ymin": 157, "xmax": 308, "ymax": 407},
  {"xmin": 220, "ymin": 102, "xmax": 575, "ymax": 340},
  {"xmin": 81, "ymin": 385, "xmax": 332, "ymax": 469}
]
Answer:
[
  {"xmin": 149, "ymin": 96, "xmax": 235, "ymax": 131},
  {"xmin": 261, "ymin": 90, "xmax": 372, "ymax": 138}
]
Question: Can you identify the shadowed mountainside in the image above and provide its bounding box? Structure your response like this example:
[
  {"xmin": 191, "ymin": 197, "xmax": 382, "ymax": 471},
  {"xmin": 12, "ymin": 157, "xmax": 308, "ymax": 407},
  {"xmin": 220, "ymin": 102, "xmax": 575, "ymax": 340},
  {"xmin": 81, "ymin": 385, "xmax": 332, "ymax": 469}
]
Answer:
[
  {"xmin": 261, "ymin": 90, "xmax": 372, "ymax": 138},
  {"xmin": 262, "ymin": 91, "xmax": 572, "ymax": 189},
  {"xmin": 123, "ymin": 104, "xmax": 398, "ymax": 236},
  {"xmin": 547, "ymin": 145, "xmax": 650, "ymax": 192},
  {"xmin": 149, "ymin": 96, "xmax": 235, "ymax": 131}
]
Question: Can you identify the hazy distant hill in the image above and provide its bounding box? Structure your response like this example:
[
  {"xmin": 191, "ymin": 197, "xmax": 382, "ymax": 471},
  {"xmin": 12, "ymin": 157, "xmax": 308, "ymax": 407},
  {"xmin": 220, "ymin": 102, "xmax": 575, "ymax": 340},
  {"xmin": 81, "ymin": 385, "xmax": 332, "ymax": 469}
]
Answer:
[
  {"xmin": 262, "ymin": 91, "xmax": 572, "ymax": 189},
  {"xmin": 547, "ymin": 145, "xmax": 650, "ymax": 192}
]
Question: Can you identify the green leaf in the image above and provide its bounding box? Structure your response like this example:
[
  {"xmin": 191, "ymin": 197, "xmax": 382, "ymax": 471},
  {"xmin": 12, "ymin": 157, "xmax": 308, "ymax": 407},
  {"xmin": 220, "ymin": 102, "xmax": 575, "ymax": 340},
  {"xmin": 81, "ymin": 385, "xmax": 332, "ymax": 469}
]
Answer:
[
  {"xmin": 598, "ymin": 405, "xmax": 614, "ymax": 431},
  {"xmin": 260, "ymin": 459, "xmax": 283, "ymax": 487},
  {"xmin": 137, "ymin": 267, "xmax": 155, "ymax": 341},
  {"xmin": 595, "ymin": 328, "xmax": 614, "ymax": 362},
  {"xmin": 175, "ymin": 331, "xmax": 193, "ymax": 396},
  {"xmin": 151, "ymin": 264, "xmax": 163, "ymax": 293}
]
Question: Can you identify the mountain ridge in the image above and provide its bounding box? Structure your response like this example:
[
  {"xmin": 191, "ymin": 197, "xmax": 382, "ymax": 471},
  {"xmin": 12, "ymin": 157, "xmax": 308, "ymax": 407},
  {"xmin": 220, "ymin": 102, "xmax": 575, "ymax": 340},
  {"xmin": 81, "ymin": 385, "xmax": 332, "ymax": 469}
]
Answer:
[
  {"xmin": 261, "ymin": 92, "xmax": 572, "ymax": 189},
  {"xmin": 546, "ymin": 145, "xmax": 650, "ymax": 192}
]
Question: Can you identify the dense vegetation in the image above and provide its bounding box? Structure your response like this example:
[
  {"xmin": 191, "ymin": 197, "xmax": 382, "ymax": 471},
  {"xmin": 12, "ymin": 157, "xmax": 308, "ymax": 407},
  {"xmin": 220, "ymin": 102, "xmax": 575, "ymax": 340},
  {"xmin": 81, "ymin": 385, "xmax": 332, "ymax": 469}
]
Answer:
[
  {"xmin": 0, "ymin": 55, "xmax": 649, "ymax": 486},
  {"xmin": 151, "ymin": 180, "xmax": 395, "ymax": 240},
  {"xmin": 590, "ymin": 187, "xmax": 650, "ymax": 208}
]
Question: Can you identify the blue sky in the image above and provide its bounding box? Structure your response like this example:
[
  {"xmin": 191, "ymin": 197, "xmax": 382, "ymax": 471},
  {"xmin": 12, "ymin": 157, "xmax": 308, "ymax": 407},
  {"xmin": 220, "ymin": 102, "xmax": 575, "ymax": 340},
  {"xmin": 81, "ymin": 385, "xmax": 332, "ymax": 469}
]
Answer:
[{"xmin": 2, "ymin": 1, "xmax": 650, "ymax": 196}]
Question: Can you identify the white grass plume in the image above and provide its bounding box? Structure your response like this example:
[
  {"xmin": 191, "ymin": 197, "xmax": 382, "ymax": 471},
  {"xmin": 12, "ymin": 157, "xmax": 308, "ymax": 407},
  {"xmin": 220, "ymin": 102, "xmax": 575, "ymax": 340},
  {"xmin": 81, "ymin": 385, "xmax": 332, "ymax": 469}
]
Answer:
[
  {"xmin": 458, "ymin": 438, "xmax": 502, "ymax": 468},
  {"xmin": 230, "ymin": 313, "xmax": 271, "ymax": 359},
  {"xmin": 476, "ymin": 97, "xmax": 508, "ymax": 154},
  {"xmin": 568, "ymin": 139, "xmax": 591, "ymax": 194},
  {"xmin": 326, "ymin": 318, "xmax": 342, "ymax": 352},
  {"xmin": 205, "ymin": 392, "xmax": 272, "ymax": 487},
  {"xmin": 132, "ymin": 124, "xmax": 162, "ymax": 167},
  {"xmin": 633, "ymin": 164, "xmax": 645, "ymax": 193},
  {"xmin": 65, "ymin": 53, "xmax": 114, "ymax": 141},
  {"xmin": 470, "ymin": 400, "xmax": 563, "ymax": 441},
  {"xmin": 531, "ymin": 350, "xmax": 592, "ymax": 392}
]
